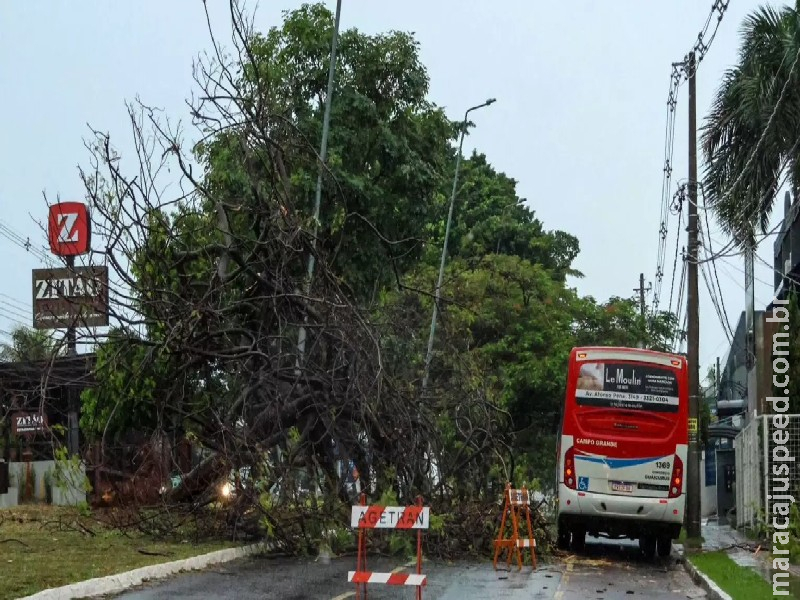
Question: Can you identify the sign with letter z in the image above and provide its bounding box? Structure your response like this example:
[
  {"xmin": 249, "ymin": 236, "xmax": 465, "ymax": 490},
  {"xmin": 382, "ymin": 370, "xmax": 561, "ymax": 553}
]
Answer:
[{"xmin": 48, "ymin": 202, "xmax": 90, "ymax": 256}]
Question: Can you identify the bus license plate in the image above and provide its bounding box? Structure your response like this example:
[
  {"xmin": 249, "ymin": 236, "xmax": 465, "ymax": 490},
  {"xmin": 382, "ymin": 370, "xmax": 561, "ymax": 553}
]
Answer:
[{"xmin": 611, "ymin": 481, "xmax": 633, "ymax": 493}]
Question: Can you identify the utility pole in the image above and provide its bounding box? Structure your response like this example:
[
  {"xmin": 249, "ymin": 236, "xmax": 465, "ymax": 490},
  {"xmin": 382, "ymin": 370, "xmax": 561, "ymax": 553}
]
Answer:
[
  {"xmin": 716, "ymin": 356, "xmax": 721, "ymax": 401},
  {"xmin": 633, "ymin": 272, "xmax": 651, "ymax": 318},
  {"xmin": 685, "ymin": 51, "xmax": 701, "ymax": 540},
  {"xmin": 634, "ymin": 273, "xmax": 651, "ymax": 349},
  {"xmin": 296, "ymin": 0, "xmax": 342, "ymax": 366}
]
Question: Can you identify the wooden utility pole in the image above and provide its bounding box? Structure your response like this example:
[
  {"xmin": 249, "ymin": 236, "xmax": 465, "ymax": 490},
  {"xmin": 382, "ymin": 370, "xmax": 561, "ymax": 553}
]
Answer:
[
  {"xmin": 634, "ymin": 273, "xmax": 651, "ymax": 318},
  {"xmin": 634, "ymin": 273, "xmax": 651, "ymax": 349},
  {"xmin": 686, "ymin": 51, "xmax": 701, "ymax": 539}
]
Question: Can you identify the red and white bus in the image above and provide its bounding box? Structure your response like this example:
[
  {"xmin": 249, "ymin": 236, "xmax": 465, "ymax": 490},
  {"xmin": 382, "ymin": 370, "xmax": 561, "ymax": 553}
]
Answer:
[{"xmin": 555, "ymin": 346, "xmax": 688, "ymax": 558}]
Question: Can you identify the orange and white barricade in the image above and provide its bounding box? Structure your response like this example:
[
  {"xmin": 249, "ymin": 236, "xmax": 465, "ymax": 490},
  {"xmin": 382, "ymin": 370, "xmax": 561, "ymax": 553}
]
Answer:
[
  {"xmin": 350, "ymin": 493, "xmax": 428, "ymax": 599},
  {"xmin": 493, "ymin": 483, "xmax": 537, "ymax": 570}
]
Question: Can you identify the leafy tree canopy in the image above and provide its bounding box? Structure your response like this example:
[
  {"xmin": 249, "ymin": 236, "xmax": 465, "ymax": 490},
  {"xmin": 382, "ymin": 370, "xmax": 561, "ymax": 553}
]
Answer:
[
  {"xmin": 77, "ymin": 2, "xmax": 683, "ymax": 518},
  {"xmin": 195, "ymin": 2, "xmax": 457, "ymax": 301},
  {"xmin": 0, "ymin": 326, "xmax": 62, "ymax": 363},
  {"xmin": 427, "ymin": 152, "xmax": 581, "ymax": 281}
]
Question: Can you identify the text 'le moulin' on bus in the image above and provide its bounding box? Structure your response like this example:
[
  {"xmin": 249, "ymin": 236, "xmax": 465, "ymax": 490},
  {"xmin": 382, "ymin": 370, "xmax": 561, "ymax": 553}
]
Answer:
[{"xmin": 555, "ymin": 346, "xmax": 688, "ymax": 559}]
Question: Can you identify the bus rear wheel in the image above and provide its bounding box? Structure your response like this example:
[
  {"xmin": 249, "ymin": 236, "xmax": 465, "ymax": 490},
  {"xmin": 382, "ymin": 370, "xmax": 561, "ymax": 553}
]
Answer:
[
  {"xmin": 656, "ymin": 535, "xmax": 672, "ymax": 557},
  {"xmin": 639, "ymin": 535, "xmax": 656, "ymax": 559},
  {"xmin": 557, "ymin": 523, "xmax": 570, "ymax": 550},
  {"xmin": 571, "ymin": 527, "xmax": 586, "ymax": 552}
]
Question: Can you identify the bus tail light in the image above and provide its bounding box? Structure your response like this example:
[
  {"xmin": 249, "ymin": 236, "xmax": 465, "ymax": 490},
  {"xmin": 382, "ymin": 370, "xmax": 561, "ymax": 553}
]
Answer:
[
  {"xmin": 564, "ymin": 446, "xmax": 576, "ymax": 489},
  {"xmin": 669, "ymin": 454, "xmax": 683, "ymax": 498}
]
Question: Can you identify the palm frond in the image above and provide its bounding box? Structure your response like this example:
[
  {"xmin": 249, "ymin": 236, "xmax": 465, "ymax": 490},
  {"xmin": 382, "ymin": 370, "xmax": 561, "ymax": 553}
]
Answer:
[{"xmin": 700, "ymin": 2, "xmax": 800, "ymax": 246}]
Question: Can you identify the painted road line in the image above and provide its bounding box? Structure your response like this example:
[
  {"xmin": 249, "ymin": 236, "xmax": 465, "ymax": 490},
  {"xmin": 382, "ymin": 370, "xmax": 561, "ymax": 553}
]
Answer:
[{"xmin": 554, "ymin": 556, "xmax": 575, "ymax": 600}]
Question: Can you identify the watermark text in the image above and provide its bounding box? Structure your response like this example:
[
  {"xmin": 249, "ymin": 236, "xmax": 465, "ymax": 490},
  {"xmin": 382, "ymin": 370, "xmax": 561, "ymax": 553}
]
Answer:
[{"xmin": 766, "ymin": 298, "xmax": 795, "ymax": 596}]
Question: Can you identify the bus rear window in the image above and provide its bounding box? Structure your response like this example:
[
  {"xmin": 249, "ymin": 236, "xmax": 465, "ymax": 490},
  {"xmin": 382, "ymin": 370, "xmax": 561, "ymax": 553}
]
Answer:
[{"xmin": 574, "ymin": 361, "xmax": 679, "ymax": 413}]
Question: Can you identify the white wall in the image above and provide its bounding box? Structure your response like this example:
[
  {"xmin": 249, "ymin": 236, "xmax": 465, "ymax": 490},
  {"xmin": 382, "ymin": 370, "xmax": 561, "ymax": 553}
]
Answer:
[
  {"xmin": 0, "ymin": 460, "xmax": 86, "ymax": 507},
  {"xmin": 700, "ymin": 453, "xmax": 718, "ymax": 517}
]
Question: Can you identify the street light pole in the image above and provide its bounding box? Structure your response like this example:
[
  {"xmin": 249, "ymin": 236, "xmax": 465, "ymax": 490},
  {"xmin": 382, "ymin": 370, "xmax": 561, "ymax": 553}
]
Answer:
[{"xmin": 421, "ymin": 98, "xmax": 496, "ymax": 394}]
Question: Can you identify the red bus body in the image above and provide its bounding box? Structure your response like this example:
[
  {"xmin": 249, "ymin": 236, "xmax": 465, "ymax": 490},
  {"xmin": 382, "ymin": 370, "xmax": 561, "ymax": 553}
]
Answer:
[{"xmin": 555, "ymin": 347, "xmax": 688, "ymax": 557}]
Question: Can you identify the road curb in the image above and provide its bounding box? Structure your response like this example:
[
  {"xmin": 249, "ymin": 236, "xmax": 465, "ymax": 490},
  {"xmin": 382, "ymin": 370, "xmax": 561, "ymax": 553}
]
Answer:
[
  {"xmin": 17, "ymin": 542, "xmax": 269, "ymax": 599},
  {"xmin": 673, "ymin": 544, "xmax": 732, "ymax": 600}
]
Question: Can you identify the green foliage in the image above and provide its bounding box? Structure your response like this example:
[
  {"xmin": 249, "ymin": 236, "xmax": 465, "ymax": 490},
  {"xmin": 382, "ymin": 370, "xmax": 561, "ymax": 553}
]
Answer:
[
  {"xmin": 203, "ymin": 3, "xmax": 457, "ymax": 300},
  {"xmin": 0, "ymin": 326, "xmax": 61, "ymax": 362},
  {"xmin": 76, "ymin": 3, "xmax": 685, "ymax": 550},
  {"xmin": 79, "ymin": 329, "xmax": 166, "ymax": 441},
  {"xmin": 379, "ymin": 248, "xmax": 681, "ymax": 493},
  {"xmin": 52, "ymin": 445, "xmax": 92, "ymax": 496},
  {"xmin": 702, "ymin": 4, "xmax": 800, "ymax": 244},
  {"xmin": 427, "ymin": 153, "xmax": 580, "ymax": 280}
]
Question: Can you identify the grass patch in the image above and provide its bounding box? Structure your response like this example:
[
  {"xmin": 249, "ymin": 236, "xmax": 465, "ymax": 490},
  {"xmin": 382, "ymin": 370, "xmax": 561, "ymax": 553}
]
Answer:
[
  {"xmin": 689, "ymin": 551, "xmax": 772, "ymax": 600},
  {"xmin": 0, "ymin": 505, "xmax": 238, "ymax": 600}
]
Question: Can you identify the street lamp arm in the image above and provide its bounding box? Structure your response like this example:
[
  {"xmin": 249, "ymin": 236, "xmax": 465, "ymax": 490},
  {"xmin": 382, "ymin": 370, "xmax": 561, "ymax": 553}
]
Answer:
[
  {"xmin": 421, "ymin": 97, "xmax": 496, "ymax": 394},
  {"xmin": 467, "ymin": 98, "xmax": 496, "ymax": 116}
]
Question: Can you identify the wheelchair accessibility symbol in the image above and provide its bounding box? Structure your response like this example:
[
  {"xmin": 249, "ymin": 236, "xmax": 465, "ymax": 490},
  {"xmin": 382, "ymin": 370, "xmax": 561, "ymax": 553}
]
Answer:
[{"xmin": 578, "ymin": 476, "xmax": 589, "ymax": 491}]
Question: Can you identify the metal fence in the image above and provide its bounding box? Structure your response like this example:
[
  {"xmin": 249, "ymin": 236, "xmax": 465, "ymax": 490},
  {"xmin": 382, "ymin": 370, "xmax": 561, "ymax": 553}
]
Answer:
[{"xmin": 734, "ymin": 414, "xmax": 800, "ymax": 531}]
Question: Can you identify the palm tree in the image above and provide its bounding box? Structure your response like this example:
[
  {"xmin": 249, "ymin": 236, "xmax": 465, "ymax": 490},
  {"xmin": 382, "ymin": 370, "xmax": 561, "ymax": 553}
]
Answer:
[
  {"xmin": 701, "ymin": 3, "xmax": 800, "ymax": 246},
  {"xmin": 0, "ymin": 326, "xmax": 61, "ymax": 362}
]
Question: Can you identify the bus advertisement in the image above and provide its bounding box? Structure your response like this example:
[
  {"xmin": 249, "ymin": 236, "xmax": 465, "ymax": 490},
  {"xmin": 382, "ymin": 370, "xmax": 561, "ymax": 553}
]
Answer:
[{"xmin": 555, "ymin": 346, "xmax": 688, "ymax": 558}]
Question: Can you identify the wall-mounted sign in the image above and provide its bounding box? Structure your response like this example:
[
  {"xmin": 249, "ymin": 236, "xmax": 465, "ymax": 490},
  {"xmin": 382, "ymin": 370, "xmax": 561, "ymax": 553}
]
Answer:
[
  {"xmin": 48, "ymin": 202, "xmax": 91, "ymax": 256},
  {"xmin": 32, "ymin": 266, "xmax": 109, "ymax": 329},
  {"xmin": 12, "ymin": 412, "xmax": 48, "ymax": 436}
]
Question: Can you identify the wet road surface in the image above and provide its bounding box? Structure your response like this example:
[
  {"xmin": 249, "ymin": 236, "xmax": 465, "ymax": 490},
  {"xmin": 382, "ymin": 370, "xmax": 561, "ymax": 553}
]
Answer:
[
  {"xmin": 555, "ymin": 539, "xmax": 705, "ymax": 600},
  {"xmin": 110, "ymin": 539, "xmax": 704, "ymax": 599}
]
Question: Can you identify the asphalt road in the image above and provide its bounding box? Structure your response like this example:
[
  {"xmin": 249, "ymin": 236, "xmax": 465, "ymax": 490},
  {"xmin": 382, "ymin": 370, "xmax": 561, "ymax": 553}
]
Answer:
[{"xmin": 110, "ymin": 539, "xmax": 705, "ymax": 599}]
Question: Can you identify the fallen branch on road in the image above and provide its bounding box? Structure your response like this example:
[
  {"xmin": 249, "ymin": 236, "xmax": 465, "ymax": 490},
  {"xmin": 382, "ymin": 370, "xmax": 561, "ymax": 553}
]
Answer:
[{"xmin": 137, "ymin": 549, "xmax": 174, "ymax": 557}]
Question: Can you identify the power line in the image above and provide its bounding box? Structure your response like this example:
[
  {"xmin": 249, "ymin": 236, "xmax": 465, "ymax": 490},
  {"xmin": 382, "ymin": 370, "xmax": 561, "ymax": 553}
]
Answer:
[
  {"xmin": 652, "ymin": 0, "xmax": 729, "ymax": 315},
  {"xmin": 685, "ymin": 0, "xmax": 730, "ymax": 76},
  {"xmin": 652, "ymin": 64, "xmax": 682, "ymax": 314},
  {"xmin": 700, "ymin": 192, "xmax": 735, "ymax": 341},
  {"xmin": 666, "ymin": 185, "xmax": 685, "ymax": 315},
  {"xmin": 0, "ymin": 292, "xmax": 28, "ymax": 313}
]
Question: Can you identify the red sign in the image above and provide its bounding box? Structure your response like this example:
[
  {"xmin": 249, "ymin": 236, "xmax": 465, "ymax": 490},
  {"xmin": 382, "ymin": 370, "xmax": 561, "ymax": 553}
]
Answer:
[{"xmin": 48, "ymin": 202, "xmax": 90, "ymax": 256}]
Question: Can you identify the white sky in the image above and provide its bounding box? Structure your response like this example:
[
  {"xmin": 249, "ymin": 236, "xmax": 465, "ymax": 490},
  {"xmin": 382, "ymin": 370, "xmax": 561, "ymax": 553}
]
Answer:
[{"xmin": 0, "ymin": 1, "xmax": 784, "ymax": 375}]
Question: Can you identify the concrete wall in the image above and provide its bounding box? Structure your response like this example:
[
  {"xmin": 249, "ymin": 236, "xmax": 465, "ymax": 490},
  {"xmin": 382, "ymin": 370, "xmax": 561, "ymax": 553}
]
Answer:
[{"xmin": 0, "ymin": 460, "xmax": 86, "ymax": 507}]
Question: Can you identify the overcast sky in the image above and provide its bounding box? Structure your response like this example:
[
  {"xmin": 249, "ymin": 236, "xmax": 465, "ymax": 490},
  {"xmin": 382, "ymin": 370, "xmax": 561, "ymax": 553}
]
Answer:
[{"xmin": 0, "ymin": 1, "xmax": 782, "ymax": 381}]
